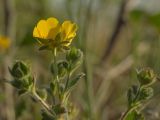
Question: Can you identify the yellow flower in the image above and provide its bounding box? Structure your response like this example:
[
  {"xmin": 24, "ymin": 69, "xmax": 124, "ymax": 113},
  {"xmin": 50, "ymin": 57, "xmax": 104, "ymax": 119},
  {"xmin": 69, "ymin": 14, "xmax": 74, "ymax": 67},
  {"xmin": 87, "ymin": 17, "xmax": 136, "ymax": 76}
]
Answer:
[
  {"xmin": 33, "ymin": 17, "xmax": 60, "ymax": 41},
  {"xmin": 60, "ymin": 21, "xmax": 78, "ymax": 46},
  {"xmin": 0, "ymin": 36, "xmax": 10, "ymax": 51},
  {"xmin": 33, "ymin": 17, "xmax": 78, "ymax": 51}
]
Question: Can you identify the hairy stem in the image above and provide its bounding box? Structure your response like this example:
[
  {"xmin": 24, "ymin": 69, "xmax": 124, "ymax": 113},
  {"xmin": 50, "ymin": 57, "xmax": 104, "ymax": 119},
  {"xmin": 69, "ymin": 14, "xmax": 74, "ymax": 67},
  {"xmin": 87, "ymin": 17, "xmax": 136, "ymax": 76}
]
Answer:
[
  {"xmin": 65, "ymin": 72, "xmax": 71, "ymax": 91},
  {"xmin": 120, "ymin": 107, "xmax": 135, "ymax": 120},
  {"xmin": 33, "ymin": 92, "xmax": 52, "ymax": 114},
  {"xmin": 53, "ymin": 48, "xmax": 61, "ymax": 100},
  {"xmin": 32, "ymin": 91, "xmax": 56, "ymax": 117}
]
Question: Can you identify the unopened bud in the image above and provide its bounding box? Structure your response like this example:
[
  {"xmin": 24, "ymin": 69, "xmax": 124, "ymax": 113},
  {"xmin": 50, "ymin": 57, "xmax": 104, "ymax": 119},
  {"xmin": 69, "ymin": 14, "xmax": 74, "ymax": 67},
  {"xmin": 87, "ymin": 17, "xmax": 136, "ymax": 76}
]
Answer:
[
  {"xmin": 137, "ymin": 68, "xmax": 156, "ymax": 86},
  {"xmin": 9, "ymin": 61, "xmax": 29, "ymax": 78}
]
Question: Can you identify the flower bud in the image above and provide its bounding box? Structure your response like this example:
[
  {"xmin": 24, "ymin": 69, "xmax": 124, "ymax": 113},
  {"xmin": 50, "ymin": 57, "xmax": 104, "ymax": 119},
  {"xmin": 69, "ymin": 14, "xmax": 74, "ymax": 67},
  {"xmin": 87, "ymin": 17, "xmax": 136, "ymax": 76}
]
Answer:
[
  {"xmin": 9, "ymin": 61, "xmax": 33, "ymax": 91},
  {"xmin": 137, "ymin": 68, "xmax": 156, "ymax": 86},
  {"xmin": 50, "ymin": 61, "xmax": 68, "ymax": 78},
  {"xmin": 66, "ymin": 47, "xmax": 83, "ymax": 63},
  {"xmin": 9, "ymin": 61, "xmax": 29, "ymax": 78},
  {"xmin": 57, "ymin": 61, "xmax": 68, "ymax": 77}
]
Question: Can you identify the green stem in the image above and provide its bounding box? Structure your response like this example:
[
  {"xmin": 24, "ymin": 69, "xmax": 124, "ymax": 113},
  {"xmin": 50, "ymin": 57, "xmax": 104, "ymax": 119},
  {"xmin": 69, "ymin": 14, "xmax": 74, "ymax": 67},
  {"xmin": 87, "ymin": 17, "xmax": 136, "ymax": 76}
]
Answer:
[
  {"xmin": 65, "ymin": 71, "xmax": 71, "ymax": 91},
  {"xmin": 53, "ymin": 48, "xmax": 61, "ymax": 100},
  {"xmin": 32, "ymin": 91, "xmax": 56, "ymax": 117},
  {"xmin": 120, "ymin": 106, "xmax": 135, "ymax": 120},
  {"xmin": 31, "ymin": 78, "xmax": 57, "ymax": 117},
  {"xmin": 34, "ymin": 92, "xmax": 50, "ymax": 112}
]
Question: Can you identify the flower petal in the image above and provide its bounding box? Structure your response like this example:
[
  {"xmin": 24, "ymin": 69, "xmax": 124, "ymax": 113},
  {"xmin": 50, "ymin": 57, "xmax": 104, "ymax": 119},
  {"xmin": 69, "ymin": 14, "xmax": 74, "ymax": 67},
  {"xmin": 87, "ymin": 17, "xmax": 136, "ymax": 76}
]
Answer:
[
  {"xmin": 46, "ymin": 17, "xmax": 60, "ymax": 39},
  {"xmin": 47, "ymin": 17, "xmax": 59, "ymax": 29},
  {"xmin": 61, "ymin": 21, "xmax": 78, "ymax": 46},
  {"xmin": 33, "ymin": 27, "xmax": 40, "ymax": 38}
]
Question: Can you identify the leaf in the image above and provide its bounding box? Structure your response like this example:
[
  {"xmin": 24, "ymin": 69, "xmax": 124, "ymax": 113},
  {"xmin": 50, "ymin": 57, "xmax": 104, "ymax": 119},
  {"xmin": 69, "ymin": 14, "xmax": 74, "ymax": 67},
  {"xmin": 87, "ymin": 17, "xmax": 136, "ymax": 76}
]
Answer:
[
  {"xmin": 60, "ymin": 40, "xmax": 70, "ymax": 44},
  {"xmin": 50, "ymin": 82, "xmax": 55, "ymax": 93},
  {"xmin": 127, "ymin": 85, "xmax": 138, "ymax": 107},
  {"xmin": 66, "ymin": 47, "xmax": 83, "ymax": 74},
  {"xmin": 127, "ymin": 88, "xmax": 134, "ymax": 107},
  {"xmin": 57, "ymin": 61, "xmax": 68, "ymax": 78},
  {"xmin": 67, "ymin": 73, "xmax": 85, "ymax": 91},
  {"xmin": 36, "ymin": 38, "xmax": 50, "ymax": 44},
  {"xmin": 10, "ymin": 79, "xmax": 23, "ymax": 89},
  {"xmin": 39, "ymin": 45, "xmax": 49, "ymax": 51},
  {"xmin": 125, "ymin": 110, "xmax": 145, "ymax": 120},
  {"xmin": 132, "ymin": 85, "xmax": 138, "ymax": 95}
]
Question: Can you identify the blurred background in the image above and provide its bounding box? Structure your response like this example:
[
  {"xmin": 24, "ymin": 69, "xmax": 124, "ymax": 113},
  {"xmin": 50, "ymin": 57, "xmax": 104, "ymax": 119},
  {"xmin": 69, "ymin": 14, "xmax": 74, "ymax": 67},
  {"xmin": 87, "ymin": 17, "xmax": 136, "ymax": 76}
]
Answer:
[{"xmin": 0, "ymin": 0, "xmax": 160, "ymax": 120}]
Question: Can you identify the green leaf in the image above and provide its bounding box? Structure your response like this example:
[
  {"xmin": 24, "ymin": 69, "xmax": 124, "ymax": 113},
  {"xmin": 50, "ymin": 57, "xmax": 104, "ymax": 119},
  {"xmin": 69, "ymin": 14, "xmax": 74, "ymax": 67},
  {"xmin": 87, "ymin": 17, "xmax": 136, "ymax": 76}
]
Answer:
[
  {"xmin": 67, "ymin": 73, "xmax": 85, "ymax": 91},
  {"xmin": 50, "ymin": 62, "xmax": 58, "ymax": 77},
  {"xmin": 132, "ymin": 85, "xmax": 138, "ymax": 95},
  {"xmin": 10, "ymin": 61, "xmax": 29, "ymax": 78},
  {"xmin": 66, "ymin": 47, "xmax": 83, "ymax": 74},
  {"xmin": 50, "ymin": 82, "xmax": 55, "ymax": 93},
  {"xmin": 66, "ymin": 47, "xmax": 83, "ymax": 61},
  {"xmin": 57, "ymin": 61, "xmax": 68, "ymax": 78},
  {"xmin": 39, "ymin": 45, "xmax": 49, "ymax": 51},
  {"xmin": 10, "ymin": 79, "xmax": 23, "ymax": 89},
  {"xmin": 36, "ymin": 38, "xmax": 50, "ymax": 44},
  {"xmin": 127, "ymin": 88, "xmax": 134, "ymax": 107},
  {"xmin": 127, "ymin": 85, "xmax": 138, "ymax": 107},
  {"xmin": 125, "ymin": 110, "xmax": 145, "ymax": 120}
]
